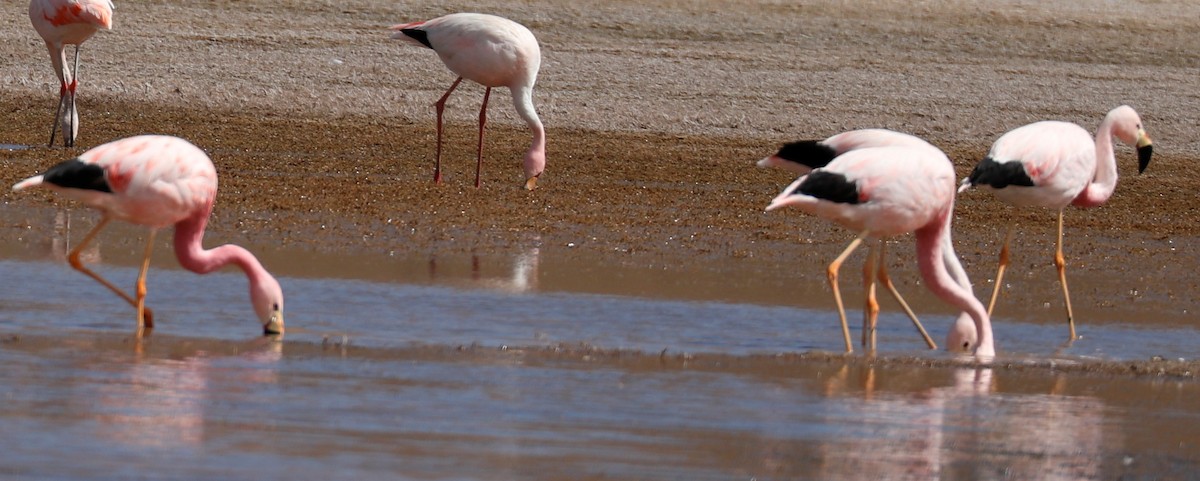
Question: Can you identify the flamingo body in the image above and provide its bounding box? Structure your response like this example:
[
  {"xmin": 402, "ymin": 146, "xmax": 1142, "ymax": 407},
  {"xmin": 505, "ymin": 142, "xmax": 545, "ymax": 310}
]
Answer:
[
  {"xmin": 760, "ymin": 129, "xmax": 977, "ymax": 352},
  {"xmin": 959, "ymin": 105, "xmax": 1153, "ymax": 340},
  {"xmin": 767, "ymin": 145, "xmax": 995, "ymax": 357},
  {"xmin": 391, "ymin": 13, "xmax": 546, "ymax": 190},
  {"xmin": 13, "ymin": 135, "xmax": 284, "ymax": 336},
  {"xmin": 758, "ymin": 128, "xmax": 939, "ymax": 174},
  {"xmin": 29, "ymin": 0, "xmax": 114, "ymax": 148}
]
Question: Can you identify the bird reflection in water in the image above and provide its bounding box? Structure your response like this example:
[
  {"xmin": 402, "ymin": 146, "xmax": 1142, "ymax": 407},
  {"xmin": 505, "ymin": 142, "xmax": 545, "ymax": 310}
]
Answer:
[{"xmin": 427, "ymin": 244, "xmax": 540, "ymax": 294}]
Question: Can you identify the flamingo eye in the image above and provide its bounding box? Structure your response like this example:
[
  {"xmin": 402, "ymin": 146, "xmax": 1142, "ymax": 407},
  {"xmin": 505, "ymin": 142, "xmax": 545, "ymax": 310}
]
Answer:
[
  {"xmin": 962, "ymin": 341, "xmax": 971, "ymax": 349},
  {"xmin": 273, "ymin": 303, "xmax": 280, "ymax": 311}
]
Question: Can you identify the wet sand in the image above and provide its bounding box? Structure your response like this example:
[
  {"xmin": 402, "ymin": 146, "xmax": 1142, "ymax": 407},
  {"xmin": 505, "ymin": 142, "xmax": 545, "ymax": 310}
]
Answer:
[{"xmin": 2, "ymin": 0, "xmax": 1200, "ymax": 477}]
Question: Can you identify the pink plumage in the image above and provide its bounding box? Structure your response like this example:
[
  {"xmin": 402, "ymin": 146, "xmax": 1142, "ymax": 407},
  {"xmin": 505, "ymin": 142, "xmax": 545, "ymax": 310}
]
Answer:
[
  {"xmin": 391, "ymin": 12, "xmax": 546, "ymax": 190},
  {"xmin": 959, "ymin": 105, "xmax": 1154, "ymax": 341},
  {"xmin": 758, "ymin": 129, "xmax": 979, "ymax": 353},
  {"xmin": 766, "ymin": 143, "xmax": 995, "ymax": 358},
  {"xmin": 29, "ymin": 0, "xmax": 114, "ymax": 148},
  {"xmin": 12, "ymin": 135, "xmax": 285, "ymax": 336}
]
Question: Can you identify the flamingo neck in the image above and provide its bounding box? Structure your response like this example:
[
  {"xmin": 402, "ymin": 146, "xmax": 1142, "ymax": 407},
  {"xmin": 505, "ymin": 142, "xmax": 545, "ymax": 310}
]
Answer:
[
  {"xmin": 915, "ymin": 210, "xmax": 995, "ymax": 356},
  {"xmin": 511, "ymin": 86, "xmax": 546, "ymax": 179},
  {"xmin": 173, "ymin": 207, "xmax": 273, "ymax": 288},
  {"xmin": 1073, "ymin": 119, "xmax": 1119, "ymax": 207}
]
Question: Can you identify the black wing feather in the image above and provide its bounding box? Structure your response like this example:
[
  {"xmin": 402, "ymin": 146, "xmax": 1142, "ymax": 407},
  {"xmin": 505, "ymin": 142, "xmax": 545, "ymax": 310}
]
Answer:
[{"xmin": 41, "ymin": 159, "xmax": 112, "ymax": 193}]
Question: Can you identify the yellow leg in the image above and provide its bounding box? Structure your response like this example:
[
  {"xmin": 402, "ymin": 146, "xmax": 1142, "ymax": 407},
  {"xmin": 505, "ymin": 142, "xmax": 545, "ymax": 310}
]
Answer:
[
  {"xmin": 877, "ymin": 242, "xmax": 938, "ymax": 350},
  {"xmin": 68, "ymin": 217, "xmax": 155, "ymax": 327},
  {"xmin": 1055, "ymin": 210, "xmax": 1077, "ymax": 340},
  {"xmin": 134, "ymin": 229, "xmax": 158, "ymax": 336},
  {"xmin": 828, "ymin": 233, "xmax": 866, "ymax": 354},
  {"xmin": 987, "ymin": 225, "xmax": 1015, "ymax": 316},
  {"xmin": 862, "ymin": 243, "xmax": 879, "ymax": 351}
]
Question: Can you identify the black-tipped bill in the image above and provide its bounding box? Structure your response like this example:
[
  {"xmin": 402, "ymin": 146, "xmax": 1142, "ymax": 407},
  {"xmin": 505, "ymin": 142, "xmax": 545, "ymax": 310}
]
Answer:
[{"xmin": 1137, "ymin": 144, "xmax": 1153, "ymax": 174}]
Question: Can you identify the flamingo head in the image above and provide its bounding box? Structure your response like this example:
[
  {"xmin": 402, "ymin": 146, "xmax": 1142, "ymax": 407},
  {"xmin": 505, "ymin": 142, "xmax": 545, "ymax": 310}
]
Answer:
[
  {"xmin": 1108, "ymin": 105, "xmax": 1154, "ymax": 174},
  {"xmin": 945, "ymin": 312, "xmax": 978, "ymax": 353},
  {"xmin": 251, "ymin": 274, "xmax": 285, "ymax": 336},
  {"xmin": 523, "ymin": 148, "xmax": 545, "ymax": 191}
]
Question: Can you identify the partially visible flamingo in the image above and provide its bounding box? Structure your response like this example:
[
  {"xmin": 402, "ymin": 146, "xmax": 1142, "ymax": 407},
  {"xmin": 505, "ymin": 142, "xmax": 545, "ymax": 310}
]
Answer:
[
  {"xmin": 390, "ymin": 12, "xmax": 546, "ymax": 190},
  {"xmin": 958, "ymin": 105, "xmax": 1153, "ymax": 341},
  {"xmin": 766, "ymin": 145, "xmax": 995, "ymax": 358},
  {"xmin": 29, "ymin": 0, "xmax": 113, "ymax": 148},
  {"xmin": 12, "ymin": 135, "xmax": 285, "ymax": 336},
  {"xmin": 759, "ymin": 129, "xmax": 978, "ymax": 352}
]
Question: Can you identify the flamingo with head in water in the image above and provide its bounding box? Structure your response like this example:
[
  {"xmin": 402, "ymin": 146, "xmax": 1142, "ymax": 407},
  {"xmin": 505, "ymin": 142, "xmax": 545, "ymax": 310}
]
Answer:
[
  {"xmin": 759, "ymin": 129, "xmax": 981, "ymax": 352},
  {"xmin": 959, "ymin": 105, "xmax": 1153, "ymax": 341},
  {"xmin": 391, "ymin": 12, "xmax": 546, "ymax": 190},
  {"xmin": 13, "ymin": 135, "xmax": 285, "ymax": 336},
  {"xmin": 767, "ymin": 144, "xmax": 995, "ymax": 358}
]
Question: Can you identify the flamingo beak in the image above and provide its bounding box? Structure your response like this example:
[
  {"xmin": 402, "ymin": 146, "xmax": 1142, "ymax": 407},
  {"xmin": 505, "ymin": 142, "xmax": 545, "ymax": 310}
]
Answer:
[
  {"xmin": 524, "ymin": 174, "xmax": 539, "ymax": 191},
  {"xmin": 1135, "ymin": 130, "xmax": 1153, "ymax": 174},
  {"xmin": 264, "ymin": 310, "xmax": 285, "ymax": 336}
]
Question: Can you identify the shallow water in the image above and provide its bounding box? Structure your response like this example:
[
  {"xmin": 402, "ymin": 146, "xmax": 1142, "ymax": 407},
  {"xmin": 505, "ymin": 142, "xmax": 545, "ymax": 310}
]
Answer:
[{"xmin": 1, "ymin": 209, "xmax": 1199, "ymax": 479}]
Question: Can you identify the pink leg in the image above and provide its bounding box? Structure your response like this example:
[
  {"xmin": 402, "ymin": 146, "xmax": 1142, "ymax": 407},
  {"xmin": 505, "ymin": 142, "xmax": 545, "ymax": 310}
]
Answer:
[
  {"xmin": 434, "ymin": 77, "xmax": 465, "ymax": 184},
  {"xmin": 475, "ymin": 87, "xmax": 492, "ymax": 188}
]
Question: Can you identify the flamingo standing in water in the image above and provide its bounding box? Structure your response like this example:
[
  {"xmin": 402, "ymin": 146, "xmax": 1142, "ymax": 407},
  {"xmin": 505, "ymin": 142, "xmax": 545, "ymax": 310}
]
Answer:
[
  {"xmin": 12, "ymin": 135, "xmax": 285, "ymax": 336},
  {"xmin": 959, "ymin": 105, "xmax": 1153, "ymax": 341},
  {"xmin": 29, "ymin": 0, "xmax": 113, "ymax": 148},
  {"xmin": 391, "ymin": 13, "xmax": 546, "ymax": 190},
  {"xmin": 759, "ymin": 129, "xmax": 978, "ymax": 351},
  {"xmin": 766, "ymin": 145, "xmax": 995, "ymax": 357}
]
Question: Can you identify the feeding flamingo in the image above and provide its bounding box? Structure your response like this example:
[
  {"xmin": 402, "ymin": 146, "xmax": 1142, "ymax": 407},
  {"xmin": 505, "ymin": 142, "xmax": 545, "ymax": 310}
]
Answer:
[
  {"xmin": 391, "ymin": 12, "xmax": 546, "ymax": 190},
  {"xmin": 759, "ymin": 129, "xmax": 979, "ymax": 351},
  {"xmin": 958, "ymin": 105, "xmax": 1153, "ymax": 341},
  {"xmin": 29, "ymin": 0, "xmax": 113, "ymax": 148},
  {"xmin": 12, "ymin": 135, "xmax": 285, "ymax": 336},
  {"xmin": 766, "ymin": 145, "xmax": 995, "ymax": 357}
]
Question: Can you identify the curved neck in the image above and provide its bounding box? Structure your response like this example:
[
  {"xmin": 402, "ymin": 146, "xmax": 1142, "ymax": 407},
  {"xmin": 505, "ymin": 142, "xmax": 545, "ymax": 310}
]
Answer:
[
  {"xmin": 173, "ymin": 208, "xmax": 273, "ymax": 286},
  {"xmin": 1073, "ymin": 119, "xmax": 1119, "ymax": 207},
  {"xmin": 915, "ymin": 210, "xmax": 994, "ymax": 355},
  {"xmin": 511, "ymin": 86, "xmax": 546, "ymax": 178}
]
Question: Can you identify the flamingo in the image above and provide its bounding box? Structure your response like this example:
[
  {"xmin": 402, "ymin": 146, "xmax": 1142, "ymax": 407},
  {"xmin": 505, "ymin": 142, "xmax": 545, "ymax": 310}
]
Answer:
[
  {"xmin": 766, "ymin": 145, "xmax": 995, "ymax": 358},
  {"xmin": 29, "ymin": 0, "xmax": 113, "ymax": 148},
  {"xmin": 758, "ymin": 129, "xmax": 978, "ymax": 352},
  {"xmin": 12, "ymin": 135, "xmax": 285, "ymax": 336},
  {"xmin": 958, "ymin": 105, "xmax": 1153, "ymax": 341},
  {"xmin": 390, "ymin": 13, "xmax": 546, "ymax": 190}
]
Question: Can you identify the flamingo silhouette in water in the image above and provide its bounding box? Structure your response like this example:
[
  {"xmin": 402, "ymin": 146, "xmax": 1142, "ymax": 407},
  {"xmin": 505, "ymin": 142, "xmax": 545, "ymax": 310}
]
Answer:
[
  {"xmin": 766, "ymin": 144, "xmax": 995, "ymax": 358},
  {"xmin": 959, "ymin": 105, "xmax": 1153, "ymax": 341},
  {"xmin": 391, "ymin": 12, "xmax": 546, "ymax": 190},
  {"xmin": 759, "ymin": 129, "xmax": 979, "ymax": 352},
  {"xmin": 29, "ymin": 0, "xmax": 113, "ymax": 148},
  {"xmin": 12, "ymin": 135, "xmax": 285, "ymax": 336}
]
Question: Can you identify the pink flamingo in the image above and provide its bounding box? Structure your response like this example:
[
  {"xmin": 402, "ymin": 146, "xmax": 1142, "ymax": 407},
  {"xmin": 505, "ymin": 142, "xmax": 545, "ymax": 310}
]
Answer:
[
  {"xmin": 759, "ymin": 129, "xmax": 979, "ymax": 352},
  {"xmin": 958, "ymin": 105, "xmax": 1153, "ymax": 341},
  {"xmin": 29, "ymin": 0, "xmax": 113, "ymax": 148},
  {"xmin": 766, "ymin": 145, "xmax": 995, "ymax": 357},
  {"xmin": 391, "ymin": 12, "xmax": 546, "ymax": 190},
  {"xmin": 12, "ymin": 135, "xmax": 285, "ymax": 336}
]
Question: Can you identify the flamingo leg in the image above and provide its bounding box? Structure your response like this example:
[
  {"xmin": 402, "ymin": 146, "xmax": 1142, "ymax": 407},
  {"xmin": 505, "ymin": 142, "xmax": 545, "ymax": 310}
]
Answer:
[
  {"xmin": 49, "ymin": 81, "xmax": 68, "ymax": 148},
  {"xmin": 828, "ymin": 232, "xmax": 866, "ymax": 354},
  {"xmin": 475, "ymin": 86, "xmax": 491, "ymax": 188},
  {"xmin": 1054, "ymin": 210, "xmax": 1077, "ymax": 340},
  {"xmin": 134, "ymin": 229, "xmax": 158, "ymax": 335},
  {"xmin": 433, "ymin": 77, "xmax": 465, "ymax": 184},
  {"xmin": 861, "ymin": 242, "xmax": 879, "ymax": 351},
  {"xmin": 67, "ymin": 217, "xmax": 155, "ymax": 325},
  {"xmin": 64, "ymin": 45, "xmax": 81, "ymax": 148},
  {"xmin": 877, "ymin": 242, "xmax": 938, "ymax": 350},
  {"xmin": 986, "ymin": 225, "xmax": 1015, "ymax": 316}
]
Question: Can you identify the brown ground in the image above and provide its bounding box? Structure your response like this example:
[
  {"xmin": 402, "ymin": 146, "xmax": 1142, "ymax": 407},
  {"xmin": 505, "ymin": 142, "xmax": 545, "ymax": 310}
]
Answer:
[{"xmin": 2, "ymin": 1, "xmax": 1199, "ymax": 335}]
